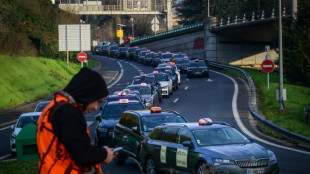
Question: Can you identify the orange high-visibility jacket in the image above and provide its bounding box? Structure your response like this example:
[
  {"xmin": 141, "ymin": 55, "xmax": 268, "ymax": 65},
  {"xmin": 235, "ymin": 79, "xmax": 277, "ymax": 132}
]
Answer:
[{"xmin": 36, "ymin": 94, "xmax": 102, "ymax": 174}]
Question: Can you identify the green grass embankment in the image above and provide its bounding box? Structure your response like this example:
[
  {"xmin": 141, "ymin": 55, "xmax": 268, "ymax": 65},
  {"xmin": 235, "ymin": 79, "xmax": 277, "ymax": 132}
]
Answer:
[
  {"xmin": 225, "ymin": 67, "xmax": 310, "ymax": 139},
  {"xmin": 0, "ymin": 55, "xmax": 94, "ymax": 110}
]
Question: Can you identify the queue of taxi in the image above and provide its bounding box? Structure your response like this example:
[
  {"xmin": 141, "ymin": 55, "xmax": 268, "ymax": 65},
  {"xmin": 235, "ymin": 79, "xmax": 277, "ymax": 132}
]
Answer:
[{"xmin": 93, "ymin": 45, "xmax": 279, "ymax": 174}]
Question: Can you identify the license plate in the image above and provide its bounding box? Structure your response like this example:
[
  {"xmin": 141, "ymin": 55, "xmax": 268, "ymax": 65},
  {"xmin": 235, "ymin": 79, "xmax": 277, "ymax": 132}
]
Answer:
[
  {"xmin": 245, "ymin": 168, "xmax": 265, "ymax": 174},
  {"xmin": 195, "ymin": 72, "xmax": 201, "ymax": 75}
]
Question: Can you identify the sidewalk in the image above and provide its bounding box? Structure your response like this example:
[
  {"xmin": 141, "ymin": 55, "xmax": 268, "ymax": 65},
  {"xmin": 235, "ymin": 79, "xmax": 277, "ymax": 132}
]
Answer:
[{"xmin": 0, "ymin": 61, "xmax": 119, "ymax": 129}]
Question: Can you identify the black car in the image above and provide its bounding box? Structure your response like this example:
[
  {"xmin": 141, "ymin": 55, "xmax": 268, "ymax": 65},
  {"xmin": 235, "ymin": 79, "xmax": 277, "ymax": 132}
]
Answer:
[
  {"xmin": 127, "ymin": 47, "xmax": 138, "ymax": 61},
  {"xmin": 155, "ymin": 66, "xmax": 178, "ymax": 91},
  {"xmin": 140, "ymin": 118, "xmax": 279, "ymax": 174},
  {"xmin": 95, "ymin": 99, "xmax": 145, "ymax": 146},
  {"xmin": 187, "ymin": 59, "xmax": 210, "ymax": 78},
  {"xmin": 92, "ymin": 45, "xmax": 102, "ymax": 55},
  {"xmin": 117, "ymin": 47, "xmax": 129, "ymax": 59},
  {"xmin": 175, "ymin": 58, "xmax": 190, "ymax": 73},
  {"xmin": 108, "ymin": 45, "xmax": 119, "ymax": 58},
  {"xmin": 132, "ymin": 74, "xmax": 162, "ymax": 102},
  {"xmin": 113, "ymin": 107, "xmax": 188, "ymax": 165},
  {"xmin": 134, "ymin": 48, "xmax": 147, "ymax": 62},
  {"xmin": 138, "ymin": 50, "xmax": 149, "ymax": 64},
  {"xmin": 106, "ymin": 92, "xmax": 144, "ymax": 104},
  {"xmin": 101, "ymin": 45, "xmax": 110, "ymax": 56},
  {"xmin": 160, "ymin": 52, "xmax": 174, "ymax": 63},
  {"xmin": 143, "ymin": 52, "xmax": 154, "ymax": 66},
  {"xmin": 151, "ymin": 52, "xmax": 161, "ymax": 67}
]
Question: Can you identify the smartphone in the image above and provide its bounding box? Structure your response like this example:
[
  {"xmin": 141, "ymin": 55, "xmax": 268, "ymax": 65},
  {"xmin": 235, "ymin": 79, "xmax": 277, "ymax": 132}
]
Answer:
[{"xmin": 113, "ymin": 147, "xmax": 123, "ymax": 153}]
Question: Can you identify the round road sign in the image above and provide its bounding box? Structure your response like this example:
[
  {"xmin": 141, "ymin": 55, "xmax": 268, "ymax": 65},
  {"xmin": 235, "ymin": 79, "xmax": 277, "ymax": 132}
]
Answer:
[
  {"xmin": 77, "ymin": 52, "xmax": 87, "ymax": 62},
  {"xmin": 261, "ymin": 59, "xmax": 274, "ymax": 73}
]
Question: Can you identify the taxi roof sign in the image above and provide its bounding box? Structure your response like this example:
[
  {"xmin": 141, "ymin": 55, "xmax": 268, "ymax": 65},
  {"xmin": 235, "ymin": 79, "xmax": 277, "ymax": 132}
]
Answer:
[
  {"xmin": 199, "ymin": 118, "xmax": 212, "ymax": 125},
  {"xmin": 123, "ymin": 89, "xmax": 130, "ymax": 93},
  {"xmin": 140, "ymin": 83, "xmax": 148, "ymax": 86},
  {"xmin": 150, "ymin": 107, "xmax": 161, "ymax": 113},
  {"xmin": 153, "ymin": 71, "xmax": 159, "ymax": 74},
  {"xmin": 118, "ymin": 92, "xmax": 127, "ymax": 96}
]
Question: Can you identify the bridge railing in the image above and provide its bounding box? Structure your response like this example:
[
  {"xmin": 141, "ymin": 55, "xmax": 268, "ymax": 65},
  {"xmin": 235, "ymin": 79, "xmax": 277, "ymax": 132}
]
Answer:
[
  {"xmin": 131, "ymin": 22, "xmax": 204, "ymax": 44},
  {"xmin": 210, "ymin": 6, "xmax": 291, "ymax": 28},
  {"xmin": 209, "ymin": 61, "xmax": 310, "ymax": 144}
]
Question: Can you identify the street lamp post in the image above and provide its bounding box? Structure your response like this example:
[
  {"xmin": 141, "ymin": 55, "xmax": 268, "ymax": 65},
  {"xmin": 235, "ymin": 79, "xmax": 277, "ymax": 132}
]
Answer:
[
  {"xmin": 117, "ymin": 24, "xmax": 126, "ymax": 45},
  {"xmin": 278, "ymin": 0, "xmax": 284, "ymax": 109}
]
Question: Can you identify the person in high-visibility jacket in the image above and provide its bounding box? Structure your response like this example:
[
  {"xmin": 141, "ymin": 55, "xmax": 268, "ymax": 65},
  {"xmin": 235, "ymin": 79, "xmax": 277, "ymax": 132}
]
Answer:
[{"xmin": 37, "ymin": 67, "xmax": 115, "ymax": 174}]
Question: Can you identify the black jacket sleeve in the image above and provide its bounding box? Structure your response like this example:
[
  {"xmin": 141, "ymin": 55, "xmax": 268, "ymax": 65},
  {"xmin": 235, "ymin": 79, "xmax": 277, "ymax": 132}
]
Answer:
[{"xmin": 52, "ymin": 103, "xmax": 107, "ymax": 166}]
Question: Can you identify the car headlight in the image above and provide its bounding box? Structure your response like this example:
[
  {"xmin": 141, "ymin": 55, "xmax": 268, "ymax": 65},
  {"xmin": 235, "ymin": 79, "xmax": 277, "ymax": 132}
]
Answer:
[
  {"xmin": 162, "ymin": 85, "xmax": 168, "ymax": 89},
  {"xmin": 268, "ymin": 151, "xmax": 277, "ymax": 164},
  {"xmin": 213, "ymin": 158, "xmax": 235, "ymax": 166},
  {"xmin": 98, "ymin": 128, "xmax": 108, "ymax": 133},
  {"xmin": 11, "ymin": 133, "xmax": 17, "ymax": 141}
]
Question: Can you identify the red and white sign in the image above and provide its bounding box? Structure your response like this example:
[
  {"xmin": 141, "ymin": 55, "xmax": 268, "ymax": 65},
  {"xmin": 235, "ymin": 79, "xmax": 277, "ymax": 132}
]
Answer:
[
  {"xmin": 77, "ymin": 52, "xmax": 87, "ymax": 62},
  {"xmin": 261, "ymin": 59, "xmax": 274, "ymax": 73}
]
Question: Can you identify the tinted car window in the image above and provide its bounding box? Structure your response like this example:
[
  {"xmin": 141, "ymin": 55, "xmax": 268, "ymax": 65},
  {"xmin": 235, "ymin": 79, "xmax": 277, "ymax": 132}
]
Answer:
[
  {"xmin": 128, "ymin": 86, "xmax": 151, "ymax": 95},
  {"xmin": 141, "ymin": 115, "xmax": 186, "ymax": 132},
  {"xmin": 192, "ymin": 127, "xmax": 251, "ymax": 146},
  {"xmin": 157, "ymin": 69, "xmax": 173, "ymax": 75},
  {"xmin": 132, "ymin": 77, "xmax": 154, "ymax": 84},
  {"xmin": 154, "ymin": 74, "xmax": 167, "ymax": 81},
  {"xmin": 177, "ymin": 128, "xmax": 192, "ymax": 144},
  {"xmin": 101, "ymin": 104, "xmax": 144, "ymax": 118},
  {"xmin": 189, "ymin": 61, "xmax": 206, "ymax": 67},
  {"xmin": 158, "ymin": 127, "xmax": 178, "ymax": 143},
  {"xmin": 34, "ymin": 102, "xmax": 50, "ymax": 112},
  {"xmin": 175, "ymin": 59, "xmax": 189, "ymax": 64},
  {"xmin": 132, "ymin": 115, "xmax": 140, "ymax": 129},
  {"xmin": 149, "ymin": 128, "xmax": 163, "ymax": 140},
  {"xmin": 119, "ymin": 114, "xmax": 131, "ymax": 127}
]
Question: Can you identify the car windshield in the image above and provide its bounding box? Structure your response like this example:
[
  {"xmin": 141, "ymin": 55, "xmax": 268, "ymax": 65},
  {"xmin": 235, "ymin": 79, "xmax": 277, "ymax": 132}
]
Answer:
[
  {"xmin": 128, "ymin": 86, "xmax": 151, "ymax": 95},
  {"xmin": 189, "ymin": 61, "xmax": 206, "ymax": 67},
  {"xmin": 175, "ymin": 59, "xmax": 189, "ymax": 64},
  {"xmin": 132, "ymin": 77, "xmax": 154, "ymax": 85},
  {"xmin": 173, "ymin": 55, "xmax": 184, "ymax": 59},
  {"xmin": 141, "ymin": 115, "xmax": 186, "ymax": 132},
  {"xmin": 162, "ymin": 54, "xmax": 172, "ymax": 58},
  {"xmin": 154, "ymin": 74, "xmax": 166, "ymax": 81},
  {"xmin": 120, "ymin": 47, "xmax": 128, "ymax": 51},
  {"xmin": 34, "ymin": 102, "xmax": 50, "ymax": 112},
  {"xmin": 17, "ymin": 115, "xmax": 39, "ymax": 128},
  {"xmin": 129, "ymin": 48, "xmax": 137, "ymax": 53},
  {"xmin": 107, "ymin": 95, "xmax": 137, "ymax": 102},
  {"xmin": 192, "ymin": 127, "xmax": 251, "ymax": 146},
  {"xmin": 157, "ymin": 69, "xmax": 173, "ymax": 75},
  {"xmin": 111, "ymin": 47, "xmax": 118, "ymax": 50},
  {"xmin": 101, "ymin": 104, "xmax": 144, "ymax": 118}
]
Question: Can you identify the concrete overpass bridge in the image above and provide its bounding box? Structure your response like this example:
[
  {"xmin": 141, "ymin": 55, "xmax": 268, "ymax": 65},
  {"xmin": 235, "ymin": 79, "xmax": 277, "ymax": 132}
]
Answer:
[
  {"xmin": 130, "ymin": 4, "xmax": 296, "ymax": 66},
  {"xmin": 58, "ymin": 0, "xmax": 174, "ymax": 30}
]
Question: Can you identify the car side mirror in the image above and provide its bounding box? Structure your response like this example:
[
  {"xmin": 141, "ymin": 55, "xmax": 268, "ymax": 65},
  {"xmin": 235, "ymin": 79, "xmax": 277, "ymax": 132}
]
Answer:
[
  {"xmin": 95, "ymin": 114, "xmax": 101, "ymax": 122},
  {"xmin": 182, "ymin": 141, "xmax": 193, "ymax": 148},
  {"xmin": 99, "ymin": 106, "xmax": 103, "ymax": 112},
  {"xmin": 11, "ymin": 125, "xmax": 14, "ymax": 130},
  {"xmin": 132, "ymin": 126, "xmax": 139, "ymax": 133}
]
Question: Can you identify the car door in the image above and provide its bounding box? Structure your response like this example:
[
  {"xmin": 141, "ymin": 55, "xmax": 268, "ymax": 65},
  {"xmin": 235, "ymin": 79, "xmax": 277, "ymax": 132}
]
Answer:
[
  {"xmin": 127, "ymin": 115, "xmax": 144, "ymax": 159},
  {"xmin": 114, "ymin": 113, "xmax": 131, "ymax": 149},
  {"xmin": 174, "ymin": 128, "xmax": 195, "ymax": 173}
]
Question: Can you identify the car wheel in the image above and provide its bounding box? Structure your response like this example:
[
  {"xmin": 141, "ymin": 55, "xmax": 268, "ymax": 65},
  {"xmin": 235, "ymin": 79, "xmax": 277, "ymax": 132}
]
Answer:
[
  {"xmin": 146, "ymin": 156, "xmax": 157, "ymax": 174},
  {"xmin": 114, "ymin": 153, "xmax": 126, "ymax": 165},
  {"xmin": 196, "ymin": 162, "xmax": 210, "ymax": 174}
]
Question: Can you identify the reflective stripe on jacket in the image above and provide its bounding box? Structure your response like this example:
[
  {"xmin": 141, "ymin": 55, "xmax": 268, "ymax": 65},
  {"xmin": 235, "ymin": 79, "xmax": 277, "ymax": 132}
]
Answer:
[{"xmin": 36, "ymin": 94, "xmax": 102, "ymax": 174}]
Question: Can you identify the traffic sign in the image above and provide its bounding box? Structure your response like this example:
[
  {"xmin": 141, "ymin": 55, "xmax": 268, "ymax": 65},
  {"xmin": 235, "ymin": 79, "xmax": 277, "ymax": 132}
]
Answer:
[
  {"xmin": 77, "ymin": 52, "xmax": 87, "ymax": 62},
  {"xmin": 152, "ymin": 24, "xmax": 159, "ymax": 32},
  {"xmin": 261, "ymin": 59, "xmax": 274, "ymax": 73},
  {"xmin": 151, "ymin": 16, "xmax": 159, "ymax": 24}
]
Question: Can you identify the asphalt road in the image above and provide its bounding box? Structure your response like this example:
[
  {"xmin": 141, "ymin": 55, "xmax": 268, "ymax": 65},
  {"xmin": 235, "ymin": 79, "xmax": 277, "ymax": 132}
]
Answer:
[{"xmin": 1, "ymin": 54, "xmax": 310, "ymax": 174}]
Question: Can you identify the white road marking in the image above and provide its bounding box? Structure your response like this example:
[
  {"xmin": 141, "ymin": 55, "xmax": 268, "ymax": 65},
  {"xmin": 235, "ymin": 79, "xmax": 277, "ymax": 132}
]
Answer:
[
  {"xmin": 87, "ymin": 121, "xmax": 94, "ymax": 127},
  {"xmin": 108, "ymin": 61, "xmax": 123, "ymax": 89},
  {"xmin": 173, "ymin": 98, "xmax": 179, "ymax": 103},
  {"xmin": 137, "ymin": 69, "xmax": 142, "ymax": 72},
  {"xmin": 211, "ymin": 70, "xmax": 310, "ymax": 155},
  {"xmin": 0, "ymin": 126, "xmax": 11, "ymax": 131},
  {"xmin": 186, "ymin": 79, "xmax": 189, "ymax": 81},
  {"xmin": 0, "ymin": 154, "xmax": 11, "ymax": 160},
  {"xmin": 206, "ymin": 79, "xmax": 213, "ymax": 82},
  {"xmin": 185, "ymin": 86, "xmax": 188, "ymax": 90}
]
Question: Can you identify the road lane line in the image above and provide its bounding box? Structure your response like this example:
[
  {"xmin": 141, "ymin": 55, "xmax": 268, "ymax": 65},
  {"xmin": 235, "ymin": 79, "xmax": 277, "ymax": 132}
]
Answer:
[
  {"xmin": 0, "ymin": 126, "xmax": 11, "ymax": 131},
  {"xmin": 173, "ymin": 98, "xmax": 179, "ymax": 103},
  {"xmin": 108, "ymin": 61, "xmax": 123, "ymax": 89},
  {"xmin": 211, "ymin": 70, "xmax": 310, "ymax": 155},
  {"xmin": 185, "ymin": 86, "xmax": 188, "ymax": 90},
  {"xmin": 0, "ymin": 154, "xmax": 11, "ymax": 160}
]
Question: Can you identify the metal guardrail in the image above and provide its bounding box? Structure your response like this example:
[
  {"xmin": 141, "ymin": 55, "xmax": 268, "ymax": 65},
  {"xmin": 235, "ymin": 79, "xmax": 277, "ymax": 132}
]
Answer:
[{"xmin": 209, "ymin": 61, "xmax": 310, "ymax": 144}]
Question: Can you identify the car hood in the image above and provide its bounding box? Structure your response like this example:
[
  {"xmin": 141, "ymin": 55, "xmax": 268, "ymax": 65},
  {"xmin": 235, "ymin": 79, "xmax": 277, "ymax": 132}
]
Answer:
[
  {"xmin": 168, "ymin": 75, "xmax": 176, "ymax": 80},
  {"xmin": 201, "ymin": 143, "xmax": 268, "ymax": 160},
  {"xmin": 99, "ymin": 118, "xmax": 119, "ymax": 129},
  {"xmin": 176, "ymin": 63, "xmax": 188, "ymax": 67},
  {"xmin": 188, "ymin": 66, "xmax": 207, "ymax": 70},
  {"xmin": 141, "ymin": 95, "xmax": 152, "ymax": 101},
  {"xmin": 158, "ymin": 81, "xmax": 168, "ymax": 87}
]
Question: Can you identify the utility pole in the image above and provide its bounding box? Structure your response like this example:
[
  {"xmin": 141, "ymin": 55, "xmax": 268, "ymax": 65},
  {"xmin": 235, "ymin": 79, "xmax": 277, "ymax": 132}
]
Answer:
[{"xmin": 278, "ymin": 0, "xmax": 284, "ymax": 109}]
